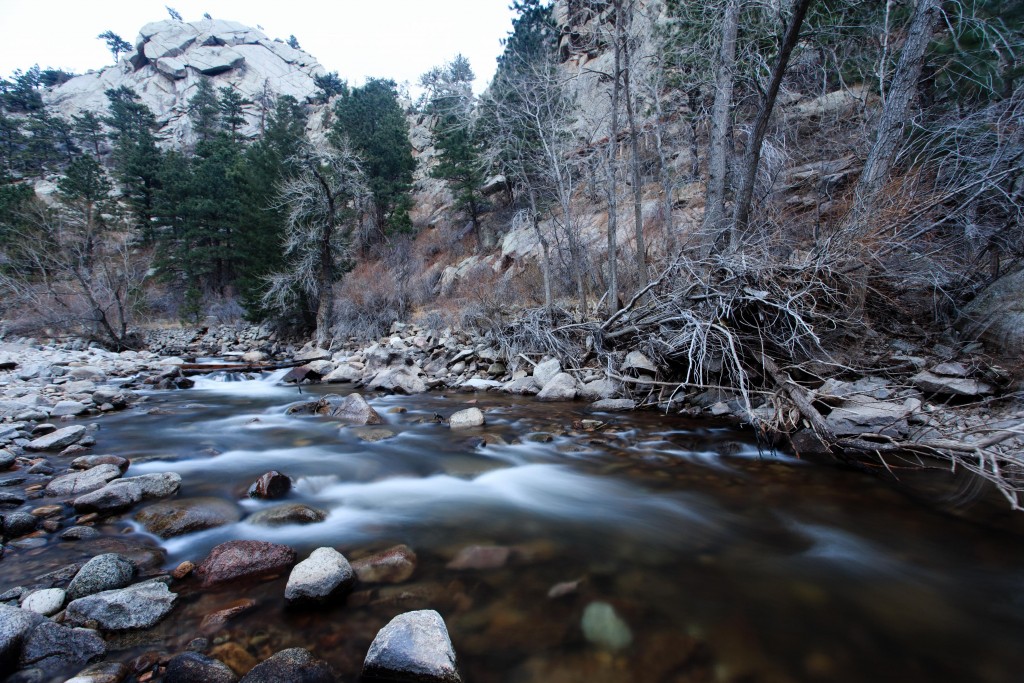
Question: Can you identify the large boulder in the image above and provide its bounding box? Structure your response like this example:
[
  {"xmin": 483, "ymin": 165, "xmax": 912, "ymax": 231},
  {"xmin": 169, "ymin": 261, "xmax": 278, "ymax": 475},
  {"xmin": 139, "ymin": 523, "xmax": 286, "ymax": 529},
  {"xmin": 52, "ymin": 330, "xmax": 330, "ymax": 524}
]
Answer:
[
  {"xmin": 322, "ymin": 363, "xmax": 361, "ymax": 384},
  {"xmin": 64, "ymin": 581, "xmax": 177, "ymax": 631},
  {"xmin": 537, "ymin": 373, "xmax": 579, "ymax": 402},
  {"xmin": 911, "ymin": 370, "xmax": 993, "ymax": 397},
  {"xmin": 824, "ymin": 398, "xmax": 913, "ymax": 437},
  {"xmin": 362, "ymin": 609, "xmax": 461, "ymax": 683},
  {"xmin": 247, "ymin": 471, "xmax": 292, "ymax": 499},
  {"xmin": 366, "ymin": 366, "xmax": 428, "ymax": 395},
  {"xmin": 45, "ymin": 464, "xmax": 122, "ymax": 497},
  {"xmin": 959, "ymin": 266, "xmax": 1024, "ymax": 354},
  {"xmin": 66, "ymin": 553, "xmax": 137, "ymax": 601},
  {"xmin": 238, "ymin": 648, "xmax": 336, "ymax": 683},
  {"xmin": 196, "ymin": 540, "xmax": 296, "ymax": 588},
  {"xmin": 26, "ymin": 425, "xmax": 86, "ymax": 451},
  {"xmin": 135, "ymin": 497, "xmax": 242, "ymax": 538},
  {"xmin": 284, "ymin": 547, "xmax": 355, "ymax": 605}
]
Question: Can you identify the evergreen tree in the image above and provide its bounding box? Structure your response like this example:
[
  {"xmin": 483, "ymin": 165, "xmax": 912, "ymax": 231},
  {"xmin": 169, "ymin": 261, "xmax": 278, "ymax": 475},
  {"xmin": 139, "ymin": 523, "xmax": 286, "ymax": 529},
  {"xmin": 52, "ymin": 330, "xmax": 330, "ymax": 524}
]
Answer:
[
  {"xmin": 218, "ymin": 86, "xmax": 247, "ymax": 137},
  {"xmin": 188, "ymin": 78, "xmax": 219, "ymax": 145},
  {"xmin": 104, "ymin": 86, "xmax": 162, "ymax": 236},
  {"xmin": 73, "ymin": 111, "xmax": 105, "ymax": 156},
  {"xmin": 313, "ymin": 72, "xmax": 346, "ymax": 104},
  {"xmin": 287, "ymin": 35, "xmax": 301, "ymax": 50},
  {"xmin": 57, "ymin": 154, "xmax": 113, "ymax": 266},
  {"xmin": 422, "ymin": 55, "xmax": 488, "ymax": 243},
  {"xmin": 331, "ymin": 78, "xmax": 415, "ymax": 238},
  {"xmin": 97, "ymin": 31, "xmax": 133, "ymax": 63}
]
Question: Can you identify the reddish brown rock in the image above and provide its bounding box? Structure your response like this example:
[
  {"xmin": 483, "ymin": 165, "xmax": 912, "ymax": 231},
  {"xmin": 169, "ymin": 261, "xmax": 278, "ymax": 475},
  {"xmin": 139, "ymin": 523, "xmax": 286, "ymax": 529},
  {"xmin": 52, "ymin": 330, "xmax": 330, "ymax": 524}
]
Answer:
[
  {"xmin": 247, "ymin": 471, "xmax": 291, "ymax": 499},
  {"xmin": 195, "ymin": 540, "xmax": 296, "ymax": 588},
  {"xmin": 446, "ymin": 545, "xmax": 511, "ymax": 570},
  {"xmin": 352, "ymin": 544, "xmax": 418, "ymax": 584},
  {"xmin": 171, "ymin": 561, "xmax": 195, "ymax": 580},
  {"xmin": 200, "ymin": 598, "xmax": 258, "ymax": 634}
]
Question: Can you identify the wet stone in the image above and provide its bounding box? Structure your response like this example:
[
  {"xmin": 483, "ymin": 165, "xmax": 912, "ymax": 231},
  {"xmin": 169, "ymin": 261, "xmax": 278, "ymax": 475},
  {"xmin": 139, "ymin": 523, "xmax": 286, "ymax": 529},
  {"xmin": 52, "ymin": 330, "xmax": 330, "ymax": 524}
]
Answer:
[
  {"xmin": 362, "ymin": 609, "xmax": 461, "ymax": 683},
  {"xmin": 285, "ymin": 547, "xmax": 355, "ymax": 605},
  {"xmin": 61, "ymin": 526, "xmax": 100, "ymax": 541},
  {"xmin": 581, "ymin": 601, "xmax": 633, "ymax": 651},
  {"xmin": 64, "ymin": 581, "xmax": 177, "ymax": 631},
  {"xmin": 164, "ymin": 651, "xmax": 239, "ymax": 683},
  {"xmin": 2, "ymin": 511, "xmax": 39, "ymax": 539},
  {"xmin": 26, "ymin": 425, "xmax": 86, "ymax": 451},
  {"xmin": 45, "ymin": 464, "xmax": 122, "ymax": 498},
  {"xmin": 71, "ymin": 455, "xmax": 130, "ymax": 472},
  {"xmin": 247, "ymin": 503, "xmax": 327, "ymax": 527},
  {"xmin": 238, "ymin": 647, "xmax": 336, "ymax": 683},
  {"xmin": 196, "ymin": 540, "xmax": 296, "ymax": 588},
  {"xmin": 64, "ymin": 661, "xmax": 129, "ymax": 683},
  {"xmin": 247, "ymin": 471, "xmax": 291, "ymax": 499},
  {"xmin": 135, "ymin": 497, "xmax": 242, "ymax": 538},
  {"xmin": 66, "ymin": 553, "xmax": 137, "ymax": 601},
  {"xmin": 352, "ymin": 545, "xmax": 418, "ymax": 584},
  {"xmin": 447, "ymin": 545, "xmax": 511, "ymax": 571},
  {"xmin": 18, "ymin": 621, "xmax": 106, "ymax": 673},
  {"xmin": 20, "ymin": 588, "xmax": 65, "ymax": 616}
]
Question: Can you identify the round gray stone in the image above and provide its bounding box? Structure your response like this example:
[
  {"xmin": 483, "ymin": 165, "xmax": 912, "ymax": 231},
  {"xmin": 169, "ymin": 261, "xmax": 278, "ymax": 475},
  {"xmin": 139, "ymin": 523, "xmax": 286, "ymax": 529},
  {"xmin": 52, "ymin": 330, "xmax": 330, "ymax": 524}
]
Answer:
[
  {"xmin": 66, "ymin": 554, "xmax": 137, "ymax": 601},
  {"xmin": 362, "ymin": 609, "xmax": 461, "ymax": 682}
]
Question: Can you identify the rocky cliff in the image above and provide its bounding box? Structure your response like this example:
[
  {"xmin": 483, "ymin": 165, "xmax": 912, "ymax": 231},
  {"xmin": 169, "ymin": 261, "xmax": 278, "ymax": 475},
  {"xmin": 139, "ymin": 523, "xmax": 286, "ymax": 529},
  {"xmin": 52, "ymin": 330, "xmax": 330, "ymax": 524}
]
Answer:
[{"xmin": 45, "ymin": 18, "xmax": 325, "ymax": 148}]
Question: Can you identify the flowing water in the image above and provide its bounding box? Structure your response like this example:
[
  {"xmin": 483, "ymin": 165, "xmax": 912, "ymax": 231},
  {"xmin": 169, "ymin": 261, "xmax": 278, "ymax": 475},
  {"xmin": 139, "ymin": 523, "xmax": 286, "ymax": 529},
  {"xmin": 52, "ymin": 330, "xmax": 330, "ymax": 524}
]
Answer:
[{"xmin": 4, "ymin": 370, "xmax": 1024, "ymax": 682}]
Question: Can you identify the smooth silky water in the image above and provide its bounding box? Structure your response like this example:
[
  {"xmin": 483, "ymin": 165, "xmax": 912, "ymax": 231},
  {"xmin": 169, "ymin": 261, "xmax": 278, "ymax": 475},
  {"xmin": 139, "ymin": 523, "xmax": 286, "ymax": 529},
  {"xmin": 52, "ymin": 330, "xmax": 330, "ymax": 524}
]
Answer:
[{"xmin": 4, "ymin": 369, "xmax": 1024, "ymax": 682}]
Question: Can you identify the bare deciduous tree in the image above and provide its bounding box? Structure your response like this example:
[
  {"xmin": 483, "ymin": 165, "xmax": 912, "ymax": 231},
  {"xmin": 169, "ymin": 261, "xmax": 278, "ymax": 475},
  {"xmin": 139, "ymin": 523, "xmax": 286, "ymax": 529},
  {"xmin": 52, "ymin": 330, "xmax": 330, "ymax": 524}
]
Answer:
[{"xmin": 263, "ymin": 139, "xmax": 368, "ymax": 347}]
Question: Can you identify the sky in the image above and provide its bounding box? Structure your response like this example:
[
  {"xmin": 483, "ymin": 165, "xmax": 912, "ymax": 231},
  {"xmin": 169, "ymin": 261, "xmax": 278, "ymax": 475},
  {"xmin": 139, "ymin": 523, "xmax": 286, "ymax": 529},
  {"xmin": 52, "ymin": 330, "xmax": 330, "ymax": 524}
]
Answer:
[{"xmin": 0, "ymin": 0, "xmax": 519, "ymax": 94}]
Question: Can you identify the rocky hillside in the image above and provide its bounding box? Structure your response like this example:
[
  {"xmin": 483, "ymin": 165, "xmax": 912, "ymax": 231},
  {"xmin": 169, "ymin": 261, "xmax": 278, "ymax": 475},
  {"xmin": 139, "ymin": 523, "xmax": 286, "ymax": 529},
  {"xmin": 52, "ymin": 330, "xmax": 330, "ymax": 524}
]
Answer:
[{"xmin": 45, "ymin": 19, "xmax": 325, "ymax": 148}]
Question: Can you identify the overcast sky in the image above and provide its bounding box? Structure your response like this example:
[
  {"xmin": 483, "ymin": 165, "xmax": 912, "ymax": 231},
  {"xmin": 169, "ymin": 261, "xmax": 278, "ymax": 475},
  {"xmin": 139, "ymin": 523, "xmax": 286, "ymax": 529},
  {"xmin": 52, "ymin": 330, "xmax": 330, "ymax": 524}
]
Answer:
[{"xmin": 0, "ymin": 1, "xmax": 518, "ymax": 93}]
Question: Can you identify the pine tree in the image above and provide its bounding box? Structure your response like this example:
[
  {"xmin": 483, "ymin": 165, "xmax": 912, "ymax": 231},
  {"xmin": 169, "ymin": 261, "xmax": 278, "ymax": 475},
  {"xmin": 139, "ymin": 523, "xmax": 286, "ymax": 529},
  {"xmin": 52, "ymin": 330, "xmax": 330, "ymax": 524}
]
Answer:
[
  {"xmin": 97, "ymin": 31, "xmax": 133, "ymax": 63},
  {"xmin": 104, "ymin": 86, "xmax": 162, "ymax": 237},
  {"xmin": 188, "ymin": 78, "xmax": 219, "ymax": 145},
  {"xmin": 218, "ymin": 86, "xmax": 247, "ymax": 137},
  {"xmin": 331, "ymin": 78, "xmax": 415, "ymax": 239}
]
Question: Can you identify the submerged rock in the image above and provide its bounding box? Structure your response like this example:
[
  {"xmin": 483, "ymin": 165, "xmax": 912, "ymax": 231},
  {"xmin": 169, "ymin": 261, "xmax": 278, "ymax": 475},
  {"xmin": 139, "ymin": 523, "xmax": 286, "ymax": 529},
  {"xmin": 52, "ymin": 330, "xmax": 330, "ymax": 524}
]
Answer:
[
  {"xmin": 238, "ymin": 648, "xmax": 336, "ymax": 683},
  {"xmin": 196, "ymin": 540, "xmax": 296, "ymax": 588},
  {"xmin": 64, "ymin": 581, "xmax": 177, "ymax": 631},
  {"xmin": 446, "ymin": 545, "xmax": 511, "ymax": 570},
  {"xmin": 581, "ymin": 601, "xmax": 633, "ymax": 651},
  {"xmin": 285, "ymin": 547, "xmax": 355, "ymax": 605},
  {"xmin": 135, "ymin": 497, "xmax": 242, "ymax": 538},
  {"xmin": 352, "ymin": 545, "xmax": 418, "ymax": 585},
  {"xmin": 246, "ymin": 503, "xmax": 327, "ymax": 527},
  {"xmin": 45, "ymin": 464, "xmax": 121, "ymax": 497},
  {"xmin": 362, "ymin": 609, "xmax": 461, "ymax": 682}
]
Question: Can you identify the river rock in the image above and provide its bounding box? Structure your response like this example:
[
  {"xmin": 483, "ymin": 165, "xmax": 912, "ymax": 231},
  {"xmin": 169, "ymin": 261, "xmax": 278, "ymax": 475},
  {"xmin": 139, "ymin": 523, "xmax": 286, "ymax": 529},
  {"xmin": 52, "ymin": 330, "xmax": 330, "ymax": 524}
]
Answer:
[
  {"xmin": 0, "ymin": 604, "xmax": 45, "ymax": 671},
  {"xmin": 621, "ymin": 351, "xmax": 656, "ymax": 375},
  {"xmin": 449, "ymin": 408, "xmax": 484, "ymax": 430},
  {"xmin": 2, "ymin": 511, "xmax": 38, "ymax": 538},
  {"xmin": 579, "ymin": 378, "xmax": 618, "ymax": 401},
  {"xmin": 327, "ymin": 393, "xmax": 382, "ymax": 425},
  {"xmin": 61, "ymin": 526, "xmax": 101, "ymax": 541},
  {"xmin": 500, "ymin": 376, "xmax": 539, "ymax": 395},
  {"xmin": 64, "ymin": 661, "xmax": 129, "ymax": 683},
  {"xmin": 196, "ymin": 540, "xmax": 297, "ymax": 588},
  {"xmin": 20, "ymin": 589, "xmax": 65, "ymax": 616},
  {"xmin": 581, "ymin": 601, "xmax": 633, "ymax": 651},
  {"xmin": 45, "ymin": 464, "xmax": 122, "ymax": 497},
  {"xmin": 74, "ymin": 472, "xmax": 182, "ymax": 513},
  {"xmin": 294, "ymin": 347, "xmax": 332, "ymax": 362},
  {"xmin": 0, "ymin": 449, "xmax": 15, "ymax": 470},
  {"xmin": 323, "ymin": 363, "xmax": 361, "ymax": 383},
  {"xmin": 18, "ymin": 621, "xmax": 106, "ymax": 672},
  {"xmin": 70, "ymin": 455, "xmax": 130, "ymax": 472},
  {"xmin": 362, "ymin": 609, "xmax": 461, "ymax": 683},
  {"xmin": 26, "ymin": 425, "xmax": 86, "ymax": 451},
  {"xmin": 247, "ymin": 503, "xmax": 327, "ymax": 527},
  {"xmin": 164, "ymin": 651, "xmax": 239, "ymax": 683},
  {"xmin": 52, "ymin": 400, "xmax": 88, "ymax": 417},
  {"xmin": 824, "ymin": 399, "xmax": 912, "ymax": 437},
  {"xmin": 911, "ymin": 370, "xmax": 993, "ymax": 397},
  {"xmin": 248, "ymin": 471, "xmax": 291, "ymax": 499},
  {"xmin": 66, "ymin": 553, "xmax": 137, "ymax": 601},
  {"xmin": 135, "ymin": 497, "xmax": 242, "ymax": 538},
  {"xmin": 532, "ymin": 358, "xmax": 561, "ymax": 389},
  {"xmin": 366, "ymin": 366, "xmax": 428, "ymax": 395},
  {"xmin": 352, "ymin": 545, "xmax": 418, "ymax": 584},
  {"xmin": 64, "ymin": 581, "xmax": 177, "ymax": 631},
  {"xmin": 68, "ymin": 366, "xmax": 105, "ymax": 381},
  {"xmin": 238, "ymin": 648, "xmax": 336, "ymax": 683},
  {"xmin": 537, "ymin": 373, "xmax": 578, "ymax": 402},
  {"xmin": 285, "ymin": 547, "xmax": 355, "ymax": 604},
  {"xmin": 587, "ymin": 398, "xmax": 636, "ymax": 412}
]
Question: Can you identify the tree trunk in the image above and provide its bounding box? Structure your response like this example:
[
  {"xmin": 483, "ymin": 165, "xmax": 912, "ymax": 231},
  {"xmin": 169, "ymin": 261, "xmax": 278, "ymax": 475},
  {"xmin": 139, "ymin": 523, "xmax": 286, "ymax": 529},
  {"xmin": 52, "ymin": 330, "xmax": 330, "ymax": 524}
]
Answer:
[
  {"xmin": 605, "ymin": 0, "xmax": 624, "ymax": 314},
  {"xmin": 731, "ymin": 0, "xmax": 813, "ymax": 243},
  {"xmin": 845, "ymin": 0, "xmax": 942, "ymax": 235},
  {"xmin": 701, "ymin": 0, "xmax": 741, "ymax": 252},
  {"xmin": 622, "ymin": 1, "xmax": 647, "ymax": 285}
]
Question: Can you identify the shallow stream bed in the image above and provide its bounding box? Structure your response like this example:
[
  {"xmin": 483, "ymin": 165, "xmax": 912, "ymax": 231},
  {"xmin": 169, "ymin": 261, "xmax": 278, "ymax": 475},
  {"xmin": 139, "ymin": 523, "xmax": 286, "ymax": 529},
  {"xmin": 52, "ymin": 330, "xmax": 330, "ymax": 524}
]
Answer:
[{"xmin": 4, "ymin": 370, "xmax": 1024, "ymax": 682}]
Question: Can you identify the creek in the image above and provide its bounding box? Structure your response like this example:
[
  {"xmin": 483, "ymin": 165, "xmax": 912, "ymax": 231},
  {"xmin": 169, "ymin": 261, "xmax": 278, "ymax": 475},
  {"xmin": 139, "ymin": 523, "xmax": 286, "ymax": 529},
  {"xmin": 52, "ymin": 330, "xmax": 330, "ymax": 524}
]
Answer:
[{"xmin": 4, "ymin": 369, "xmax": 1024, "ymax": 682}]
